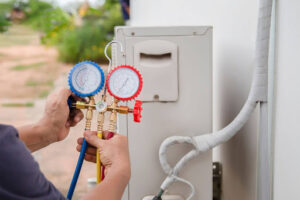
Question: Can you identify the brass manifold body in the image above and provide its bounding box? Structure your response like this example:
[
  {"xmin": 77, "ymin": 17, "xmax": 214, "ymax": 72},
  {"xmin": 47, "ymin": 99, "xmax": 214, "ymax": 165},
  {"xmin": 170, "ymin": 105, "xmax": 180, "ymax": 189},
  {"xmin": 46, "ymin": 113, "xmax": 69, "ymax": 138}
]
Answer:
[
  {"xmin": 72, "ymin": 96, "xmax": 133, "ymax": 132},
  {"xmin": 74, "ymin": 99, "xmax": 134, "ymax": 114}
]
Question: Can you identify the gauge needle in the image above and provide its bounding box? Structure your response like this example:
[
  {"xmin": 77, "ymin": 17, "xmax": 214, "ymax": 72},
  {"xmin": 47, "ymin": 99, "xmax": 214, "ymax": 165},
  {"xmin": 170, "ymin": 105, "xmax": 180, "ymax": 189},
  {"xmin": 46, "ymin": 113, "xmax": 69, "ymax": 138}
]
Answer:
[
  {"xmin": 82, "ymin": 70, "xmax": 90, "ymax": 87},
  {"xmin": 117, "ymin": 78, "xmax": 129, "ymax": 93}
]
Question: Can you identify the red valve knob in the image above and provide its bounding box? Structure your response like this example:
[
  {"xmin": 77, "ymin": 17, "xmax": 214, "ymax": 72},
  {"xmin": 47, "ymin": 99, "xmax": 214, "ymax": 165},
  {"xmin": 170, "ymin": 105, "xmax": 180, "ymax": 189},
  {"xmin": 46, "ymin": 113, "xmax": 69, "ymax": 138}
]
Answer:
[{"xmin": 133, "ymin": 100, "xmax": 143, "ymax": 122}]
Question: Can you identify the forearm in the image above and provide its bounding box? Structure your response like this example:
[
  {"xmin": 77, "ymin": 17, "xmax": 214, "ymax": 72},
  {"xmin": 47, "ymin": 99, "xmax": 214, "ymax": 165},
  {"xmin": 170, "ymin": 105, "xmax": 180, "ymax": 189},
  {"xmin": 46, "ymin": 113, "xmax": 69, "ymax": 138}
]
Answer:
[
  {"xmin": 83, "ymin": 167, "xmax": 130, "ymax": 200},
  {"xmin": 17, "ymin": 120, "xmax": 54, "ymax": 152}
]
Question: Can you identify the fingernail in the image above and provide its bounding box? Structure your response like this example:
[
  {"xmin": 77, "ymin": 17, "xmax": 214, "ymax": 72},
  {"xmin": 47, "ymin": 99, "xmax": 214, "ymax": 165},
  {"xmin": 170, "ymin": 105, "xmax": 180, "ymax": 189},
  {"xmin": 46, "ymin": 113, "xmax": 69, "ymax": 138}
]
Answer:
[
  {"xmin": 84, "ymin": 131, "xmax": 90, "ymax": 138},
  {"xmin": 107, "ymin": 132, "xmax": 114, "ymax": 139},
  {"xmin": 75, "ymin": 116, "xmax": 80, "ymax": 123}
]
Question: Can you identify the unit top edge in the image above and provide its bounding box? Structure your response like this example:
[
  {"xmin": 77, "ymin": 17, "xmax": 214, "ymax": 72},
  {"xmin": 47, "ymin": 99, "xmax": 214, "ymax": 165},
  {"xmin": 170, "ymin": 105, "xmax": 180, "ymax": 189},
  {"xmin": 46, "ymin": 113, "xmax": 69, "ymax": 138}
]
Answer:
[{"xmin": 115, "ymin": 26, "xmax": 212, "ymax": 37}]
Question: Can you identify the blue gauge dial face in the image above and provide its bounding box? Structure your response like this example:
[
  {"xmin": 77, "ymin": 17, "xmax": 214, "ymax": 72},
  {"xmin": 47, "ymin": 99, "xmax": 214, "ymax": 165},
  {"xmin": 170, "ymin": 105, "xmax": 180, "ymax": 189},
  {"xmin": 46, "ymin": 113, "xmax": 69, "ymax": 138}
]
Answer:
[{"xmin": 69, "ymin": 62, "xmax": 104, "ymax": 97}]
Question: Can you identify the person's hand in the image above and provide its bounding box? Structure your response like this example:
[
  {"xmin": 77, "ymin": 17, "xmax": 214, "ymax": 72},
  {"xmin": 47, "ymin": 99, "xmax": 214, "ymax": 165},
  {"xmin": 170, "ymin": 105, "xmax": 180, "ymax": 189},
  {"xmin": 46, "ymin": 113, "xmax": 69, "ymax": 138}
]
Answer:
[
  {"xmin": 80, "ymin": 132, "xmax": 131, "ymax": 200},
  {"xmin": 38, "ymin": 88, "xmax": 84, "ymax": 143},
  {"xmin": 76, "ymin": 131, "xmax": 131, "ymax": 181}
]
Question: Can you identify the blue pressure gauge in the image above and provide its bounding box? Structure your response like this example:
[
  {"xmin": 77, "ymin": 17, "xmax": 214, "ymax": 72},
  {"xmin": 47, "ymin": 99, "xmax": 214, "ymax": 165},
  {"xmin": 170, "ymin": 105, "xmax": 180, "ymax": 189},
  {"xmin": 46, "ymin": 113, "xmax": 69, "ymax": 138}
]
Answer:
[{"xmin": 68, "ymin": 61, "xmax": 105, "ymax": 97}]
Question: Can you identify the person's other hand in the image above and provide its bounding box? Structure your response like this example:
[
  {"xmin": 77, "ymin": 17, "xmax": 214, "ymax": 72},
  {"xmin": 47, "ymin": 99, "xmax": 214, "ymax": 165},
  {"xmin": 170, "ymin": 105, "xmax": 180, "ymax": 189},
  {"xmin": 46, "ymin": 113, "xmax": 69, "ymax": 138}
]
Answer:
[
  {"xmin": 76, "ymin": 131, "xmax": 131, "ymax": 180},
  {"xmin": 38, "ymin": 88, "xmax": 84, "ymax": 143}
]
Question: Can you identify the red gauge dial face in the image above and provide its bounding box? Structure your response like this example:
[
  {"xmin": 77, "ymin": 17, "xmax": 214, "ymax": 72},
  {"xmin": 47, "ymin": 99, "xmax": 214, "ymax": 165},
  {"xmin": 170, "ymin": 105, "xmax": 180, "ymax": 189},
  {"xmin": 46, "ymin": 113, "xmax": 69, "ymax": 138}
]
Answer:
[{"xmin": 106, "ymin": 65, "xmax": 143, "ymax": 101}]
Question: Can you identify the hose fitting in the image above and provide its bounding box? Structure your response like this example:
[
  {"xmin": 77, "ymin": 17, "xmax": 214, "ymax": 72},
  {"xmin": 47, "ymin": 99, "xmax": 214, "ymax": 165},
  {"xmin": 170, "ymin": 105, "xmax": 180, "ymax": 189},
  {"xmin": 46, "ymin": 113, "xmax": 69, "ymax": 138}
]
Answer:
[{"xmin": 152, "ymin": 189, "xmax": 164, "ymax": 200}]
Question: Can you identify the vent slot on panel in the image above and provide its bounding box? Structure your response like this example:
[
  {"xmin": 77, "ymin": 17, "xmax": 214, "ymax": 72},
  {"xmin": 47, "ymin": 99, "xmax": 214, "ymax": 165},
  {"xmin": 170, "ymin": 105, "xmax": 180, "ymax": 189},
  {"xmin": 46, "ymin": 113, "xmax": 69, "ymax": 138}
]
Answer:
[{"xmin": 140, "ymin": 53, "xmax": 172, "ymax": 66}]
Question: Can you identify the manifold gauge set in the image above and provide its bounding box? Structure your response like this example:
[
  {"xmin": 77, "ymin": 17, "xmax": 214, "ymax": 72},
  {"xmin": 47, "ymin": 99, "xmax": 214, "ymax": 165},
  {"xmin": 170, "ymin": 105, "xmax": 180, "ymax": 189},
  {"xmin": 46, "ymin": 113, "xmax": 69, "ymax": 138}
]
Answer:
[{"xmin": 66, "ymin": 42, "xmax": 143, "ymax": 200}]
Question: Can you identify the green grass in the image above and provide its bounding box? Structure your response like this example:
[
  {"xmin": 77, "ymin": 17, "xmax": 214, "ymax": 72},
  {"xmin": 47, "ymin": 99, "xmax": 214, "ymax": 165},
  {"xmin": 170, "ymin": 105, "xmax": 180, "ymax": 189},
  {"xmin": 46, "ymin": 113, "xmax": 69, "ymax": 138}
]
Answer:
[
  {"xmin": 11, "ymin": 62, "xmax": 45, "ymax": 71},
  {"xmin": 2, "ymin": 102, "xmax": 34, "ymax": 107},
  {"xmin": 26, "ymin": 80, "xmax": 53, "ymax": 87},
  {"xmin": 38, "ymin": 90, "xmax": 50, "ymax": 98},
  {"xmin": 25, "ymin": 80, "xmax": 39, "ymax": 86}
]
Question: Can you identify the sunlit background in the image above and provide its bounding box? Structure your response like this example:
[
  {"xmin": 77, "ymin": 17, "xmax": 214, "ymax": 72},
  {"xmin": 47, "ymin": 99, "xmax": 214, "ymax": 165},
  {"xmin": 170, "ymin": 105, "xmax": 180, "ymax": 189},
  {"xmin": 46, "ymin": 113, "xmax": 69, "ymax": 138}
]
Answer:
[{"xmin": 0, "ymin": 0, "xmax": 127, "ymax": 199}]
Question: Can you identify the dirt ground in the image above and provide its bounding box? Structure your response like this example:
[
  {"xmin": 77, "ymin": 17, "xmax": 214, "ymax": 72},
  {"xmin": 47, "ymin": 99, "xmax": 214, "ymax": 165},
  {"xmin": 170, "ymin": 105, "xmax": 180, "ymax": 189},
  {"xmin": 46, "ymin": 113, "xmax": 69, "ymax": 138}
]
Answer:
[
  {"xmin": 0, "ymin": 25, "xmax": 103, "ymax": 199},
  {"xmin": 0, "ymin": 25, "xmax": 70, "ymax": 98}
]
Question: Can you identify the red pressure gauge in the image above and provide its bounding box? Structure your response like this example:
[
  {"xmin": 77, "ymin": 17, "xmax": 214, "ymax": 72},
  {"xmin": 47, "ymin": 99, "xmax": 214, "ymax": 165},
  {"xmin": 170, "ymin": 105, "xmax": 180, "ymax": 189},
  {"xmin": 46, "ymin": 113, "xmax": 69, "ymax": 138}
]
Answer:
[
  {"xmin": 106, "ymin": 65, "xmax": 143, "ymax": 101},
  {"xmin": 106, "ymin": 65, "xmax": 143, "ymax": 122}
]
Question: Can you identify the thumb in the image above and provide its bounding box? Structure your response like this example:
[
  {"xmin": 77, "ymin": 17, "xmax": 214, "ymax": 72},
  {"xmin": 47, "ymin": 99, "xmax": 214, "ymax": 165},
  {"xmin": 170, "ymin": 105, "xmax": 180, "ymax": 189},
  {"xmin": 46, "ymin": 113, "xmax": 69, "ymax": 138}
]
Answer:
[
  {"xmin": 84, "ymin": 131, "xmax": 106, "ymax": 148},
  {"xmin": 58, "ymin": 88, "xmax": 72, "ymax": 101}
]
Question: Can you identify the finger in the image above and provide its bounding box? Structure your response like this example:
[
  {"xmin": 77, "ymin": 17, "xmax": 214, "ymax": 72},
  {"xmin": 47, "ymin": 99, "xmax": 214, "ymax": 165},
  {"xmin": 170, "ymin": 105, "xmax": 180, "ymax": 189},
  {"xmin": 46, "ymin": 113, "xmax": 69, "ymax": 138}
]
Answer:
[
  {"xmin": 69, "ymin": 108, "xmax": 79, "ymax": 118},
  {"xmin": 76, "ymin": 144, "xmax": 81, "ymax": 152},
  {"xmin": 73, "ymin": 110, "xmax": 84, "ymax": 123},
  {"xmin": 58, "ymin": 88, "xmax": 72, "ymax": 101},
  {"xmin": 84, "ymin": 154, "xmax": 96, "ymax": 163},
  {"xmin": 71, "ymin": 93, "xmax": 86, "ymax": 102},
  {"xmin": 76, "ymin": 133, "xmax": 97, "ymax": 145},
  {"xmin": 51, "ymin": 88, "xmax": 61, "ymax": 96},
  {"xmin": 77, "ymin": 137, "xmax": 84, "ymax": 145},
  {"xmin": 102, "ymin": 131, "xmax": 117, "ymax": 139},
  {"xmin": 67, "ymin": 119, "xmax": 73, "ymax": 127},
  {"xmin": 67, "ymin": 119, "xmax": 78, "ymax": 127},
  {"xmin": 76, "ymin": 144, "xmax": 97, "ymax": 155},
  {"xmin": 84, "ymin": 131, "xmax": 106, "ymax": 148},
  {"xmin": 69, "ymin": 110, "xmax": 84, "ymax": 127},
  {"xmin": 85, "ymin": 131, "xmax": 97, "ymax": 137},
  {"xmin": 77, "ymin": 135, "xmax": 96, "ymax": 146}
]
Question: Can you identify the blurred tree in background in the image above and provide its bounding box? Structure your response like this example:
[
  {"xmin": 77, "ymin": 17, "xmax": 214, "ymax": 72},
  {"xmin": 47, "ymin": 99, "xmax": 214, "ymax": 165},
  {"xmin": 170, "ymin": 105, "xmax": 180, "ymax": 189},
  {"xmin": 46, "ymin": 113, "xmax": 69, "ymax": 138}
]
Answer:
[
  {"xmin": 0, "ymin": 1, "xmax": 13, "ymax": 32},
  {"xmin": 58, "ymin": 0, "xmax": 124, "ymax": 63},
  {"xmin": 22, "ymin": 0, "xmax": 72, "ymax": 45},
  {"xmin": 0, "ymin": 0, "xmax": 124, "ymax": 63},
  {"xmin": 0, "ymin": 15, "xmax": 10, "ymax": 32}
]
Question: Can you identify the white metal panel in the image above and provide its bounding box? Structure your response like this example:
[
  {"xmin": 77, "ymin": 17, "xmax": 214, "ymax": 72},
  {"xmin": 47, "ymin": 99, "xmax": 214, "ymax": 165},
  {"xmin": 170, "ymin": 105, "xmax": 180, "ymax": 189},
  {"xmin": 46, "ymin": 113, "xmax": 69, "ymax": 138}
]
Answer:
[{"xmin": 115, "ymin": 26, "xmax": 212, "ymax": 200}]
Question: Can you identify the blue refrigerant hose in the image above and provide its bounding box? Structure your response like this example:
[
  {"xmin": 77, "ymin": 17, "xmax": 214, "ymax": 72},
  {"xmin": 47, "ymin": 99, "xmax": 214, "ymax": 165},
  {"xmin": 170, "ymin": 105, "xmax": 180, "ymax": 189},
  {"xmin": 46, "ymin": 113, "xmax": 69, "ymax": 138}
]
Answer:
[
  {"xmin": 66, "ymin": 138, "xmax": 88, "ymax": 200},
  {"xmin": 66, "ymin": 96, "xmax": 87, "ymax": 200}
]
